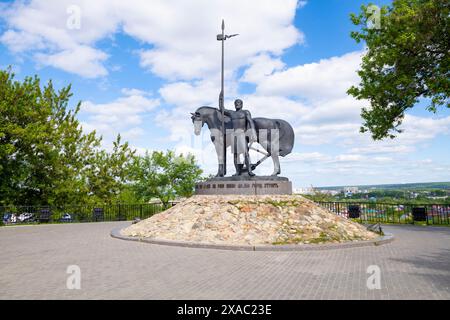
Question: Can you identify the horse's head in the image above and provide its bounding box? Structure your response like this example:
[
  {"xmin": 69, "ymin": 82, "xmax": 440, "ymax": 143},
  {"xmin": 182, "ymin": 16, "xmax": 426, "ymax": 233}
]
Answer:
[{"xmin": 190, "ymin": 110, "xmax": 203, "ymax": 136}]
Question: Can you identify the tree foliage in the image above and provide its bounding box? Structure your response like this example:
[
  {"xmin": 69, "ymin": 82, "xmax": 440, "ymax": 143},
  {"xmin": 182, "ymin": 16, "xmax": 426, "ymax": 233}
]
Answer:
[
  {"xmin": 0, "ymin": 68, "xmax": 203, "ymax": 205},
  {"xmin": 1, "ymin": 68, "xmax": 99, "ymax": 205},
  {"xmin": 348, "ymin": 0, "xmax": 449, "ymax": 140},
  {"xmin": 82, "ymin": 135, "xmax": 136, "ymax": 205},
  {"xmin": 130, "ymin": 151, "xmax": 202, "ymax": 208},
  {"xmin": 0, "ymin": 69, "xmax": 136, "ymax": 206}
]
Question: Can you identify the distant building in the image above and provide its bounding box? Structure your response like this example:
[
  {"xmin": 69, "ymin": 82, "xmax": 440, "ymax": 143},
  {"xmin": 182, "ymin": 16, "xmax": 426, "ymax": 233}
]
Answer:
[
  {"xmin": 429, "ymin": 196, "xmax": 448, "ymax": 200},
  {"xmin": 294, "ymin": 187, "xmax": 315, "ymax": 195},
  {"xmin": 343, "ymin": 186, "xmax": 359, "ymax": 194},
  {"xmin": 343, "ymin": 186, "xmax": 359, "ymax": 197},
  {"xmin": 321, "ymin": 189, "xmax": 340, "ymax": 196}
]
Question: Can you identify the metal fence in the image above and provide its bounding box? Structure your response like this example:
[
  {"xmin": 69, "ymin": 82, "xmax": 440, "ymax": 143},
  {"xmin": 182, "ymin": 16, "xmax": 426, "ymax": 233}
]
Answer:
[
  {"xmin": 2, "ymin": 201, "xmax": 450, "ymax": 226},
  {"xmin": 317, "ymin": 202, "xmax": 450, "ymax": 225},
  {"xmin": 0, "ymin": 203, "xmax": 177, "ymax": 225}
]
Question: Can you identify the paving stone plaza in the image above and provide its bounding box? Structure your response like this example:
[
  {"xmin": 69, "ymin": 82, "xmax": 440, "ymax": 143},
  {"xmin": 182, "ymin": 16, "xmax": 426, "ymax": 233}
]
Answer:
[{"xmin": 1, "ymin": 222, "xmax": 449, "ymax": 299}]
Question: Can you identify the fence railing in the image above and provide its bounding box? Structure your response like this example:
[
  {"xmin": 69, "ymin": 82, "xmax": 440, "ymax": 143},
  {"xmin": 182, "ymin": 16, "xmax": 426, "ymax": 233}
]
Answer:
[
  {"xmin": 317, "ymin": 202, "xmax": 450, "ymax": 225},
  {"xmin": 0, "ymin": 203, "xmax": 178, "ymax": 225},
  {"xmin": 2, "ymin": 201, "xmax": 450, "ymax": 226}
]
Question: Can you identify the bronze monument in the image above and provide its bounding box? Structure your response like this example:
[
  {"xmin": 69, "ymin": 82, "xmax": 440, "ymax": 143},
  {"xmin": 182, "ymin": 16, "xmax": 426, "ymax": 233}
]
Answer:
[{"xmin": 191, "ymin": 20, "xmax": 295, "ymax": 195}]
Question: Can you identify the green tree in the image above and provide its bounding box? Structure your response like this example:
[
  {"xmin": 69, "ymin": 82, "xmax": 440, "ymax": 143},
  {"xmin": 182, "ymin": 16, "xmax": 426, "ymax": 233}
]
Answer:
[
  {"xmin": 131, "ymin": 151, "xmax": 202, "ymax": 208},
  {"xmin": 84, "ymin": 135, "xmax": 135, "ymax": 204},
  {"xmin": 0, "ymin": 69, "xmax": 99, "ymax": 205},
  {"xmin": 348, "ymin": 0, "xmax": 449, "ymax": 139},
  {"xmin": 0, "ymin": 68, "xmax": 134, "ymax": 206}
]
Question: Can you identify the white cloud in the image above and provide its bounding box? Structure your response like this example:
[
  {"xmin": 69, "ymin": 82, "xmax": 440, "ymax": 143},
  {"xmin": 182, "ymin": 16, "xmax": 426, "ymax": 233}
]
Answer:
[
  {"xmin": 0, "ymin": 30, "xmax": 46, "ymax": 52},
  {"xmin": 295, "ymin": 123, "xmax": 361, "ymax": 145},
  {"xmin": 82, "ymin": 95, "xmax": 159, "ymax": 124},
  {"xmin": 397, "ymin": 114, "xmax": 450, "ymax": 143},
  {"xmin": 1, "ymin": 0, "xmax": 303, "ymax": 80},
  {"xmin": 299, "ymin": 96, "xmax": 365, "ymax": 125},
  {"xmin": 35, "ymin": 46, "xmax": 108, "ymax": 78},
  {"xmin": 139, "ymin": 49, "xmax": 218, "ymax": 81},
  {"xmin": 256, "ymin": 51, "xmax": 362, "ymax": 99},
  {"xmin": 121, "ymin": 127, "xmax": 145, "ymax": 141},
  {"xmin": 154, "ymin": 108, "xmax": 194, "ymax": 143},
  {"xmin": 240, "ymin": 54, "xmax": 285, "ymax": 84},
  {"xmin": 349, "ymin": 145, "xmax": 415, "ymax": 155},
  {"xmin": 130, "ymin": 0, "xmax": 303, "ymax": 80},
  {"xmin": 242, "ymin": 95, "xmax": 308, "ymax": 121},
  {"xmin": 285, "ymin": 152, "xmax": 330, "ymax": 163},
  {"xmin": 121, "ymin": 88, "xmax": 149, "ymax": 97},
  {"xmin": 80, "ymin": 89, "xmax": 159, "ymax": 146},
  {"xmin": 159, "ymin": 80, "xmax": 223, "ymax": 109},
  {"xmin": 0, "ymin": 0, "xmax": 119, "ymax": 77},
  {"xmin": 335, "ymin": 154, "xmax": 364, "ymax": 162}
]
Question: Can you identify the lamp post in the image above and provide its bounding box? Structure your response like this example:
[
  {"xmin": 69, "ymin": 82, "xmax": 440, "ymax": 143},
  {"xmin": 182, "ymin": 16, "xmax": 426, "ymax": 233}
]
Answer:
[{"xmin": 217, "ymin": 19, "xmax": 238, "ymax": 176}]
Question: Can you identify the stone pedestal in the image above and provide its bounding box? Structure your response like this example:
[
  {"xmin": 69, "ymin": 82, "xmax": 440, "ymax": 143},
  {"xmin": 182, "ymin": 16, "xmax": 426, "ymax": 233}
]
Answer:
[
  {"xmin": 119, "ymin": 194, "xmax": 381, "ymax": 248},
  {"xmin": 195, "ymin": 176, "xmax": 292, "ymax": 195}
]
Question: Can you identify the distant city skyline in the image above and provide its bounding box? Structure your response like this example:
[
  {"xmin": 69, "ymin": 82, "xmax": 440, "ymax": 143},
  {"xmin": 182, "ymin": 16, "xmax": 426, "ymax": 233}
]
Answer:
[
  {"xmin": 1, "ymin": 0, "xmax": 449, "ymax": 188},
  {"xmin": 314, "ymin": 181, "xmax": 450, "ymax": 189}
]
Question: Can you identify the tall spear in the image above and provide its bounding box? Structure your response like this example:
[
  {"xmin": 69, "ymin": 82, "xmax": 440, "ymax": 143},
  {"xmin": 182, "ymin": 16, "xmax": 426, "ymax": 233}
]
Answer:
[{"xmin": 217, "ymin": 19, "xmax": 238, "ymax": 176}]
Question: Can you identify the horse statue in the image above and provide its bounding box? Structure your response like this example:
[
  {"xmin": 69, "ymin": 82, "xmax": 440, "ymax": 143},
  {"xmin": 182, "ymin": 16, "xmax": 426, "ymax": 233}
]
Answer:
[{"xmin": 191, "ymin": 106, "xmax": 295, "ymax": 177}]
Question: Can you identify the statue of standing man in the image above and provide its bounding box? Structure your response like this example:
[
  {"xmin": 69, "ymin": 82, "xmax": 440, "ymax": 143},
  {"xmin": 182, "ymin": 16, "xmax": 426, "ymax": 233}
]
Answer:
[{"xmin": 224, "ymin": 99, "xmax": 257, "ymax": 176}]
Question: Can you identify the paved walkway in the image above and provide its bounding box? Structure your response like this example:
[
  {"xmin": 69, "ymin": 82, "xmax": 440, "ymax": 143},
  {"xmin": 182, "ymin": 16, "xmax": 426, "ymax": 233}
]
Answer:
[{"xmin": 0, "ymin": 222, "xmax": 449, "ymax": 299}]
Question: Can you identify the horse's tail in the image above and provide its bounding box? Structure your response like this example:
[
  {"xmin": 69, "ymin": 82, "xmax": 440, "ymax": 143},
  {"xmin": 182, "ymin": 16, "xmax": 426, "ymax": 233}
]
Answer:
[{"xmin": 276, "ymin": 120, "xmax": 295, "ymax": 157}]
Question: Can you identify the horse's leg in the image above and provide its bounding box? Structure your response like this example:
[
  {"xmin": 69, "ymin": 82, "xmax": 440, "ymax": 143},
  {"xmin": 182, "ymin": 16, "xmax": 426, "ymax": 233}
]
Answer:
[
  {"xmin": 212, "ymin": 134, "xmax": 225, "ymax": 177},
  {"xmin": 271, "ymin": 154, "xmax": 281, "ymax": 176},
  {"xmin": 268, "ymin": 128, "xmax": 281, "ymax": 176}
]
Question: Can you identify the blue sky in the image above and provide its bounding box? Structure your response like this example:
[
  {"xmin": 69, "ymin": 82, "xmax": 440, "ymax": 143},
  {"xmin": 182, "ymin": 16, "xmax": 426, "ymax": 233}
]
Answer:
[{"xmin": 1, "ymin": 0, "xmax": 449, "ymax": 188}]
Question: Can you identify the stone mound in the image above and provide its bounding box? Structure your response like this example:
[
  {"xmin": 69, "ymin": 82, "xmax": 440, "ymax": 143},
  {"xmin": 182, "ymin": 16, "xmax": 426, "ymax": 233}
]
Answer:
[{"xmin": 121, "ymin": 195, "xmax": 378, "ymax": 246}]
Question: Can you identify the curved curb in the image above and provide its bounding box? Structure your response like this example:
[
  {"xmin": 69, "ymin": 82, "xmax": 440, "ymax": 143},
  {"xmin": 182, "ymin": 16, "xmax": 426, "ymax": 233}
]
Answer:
[{"xmin": 111, "ymin": 226, "xmax": 394, "ymax": 252}]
